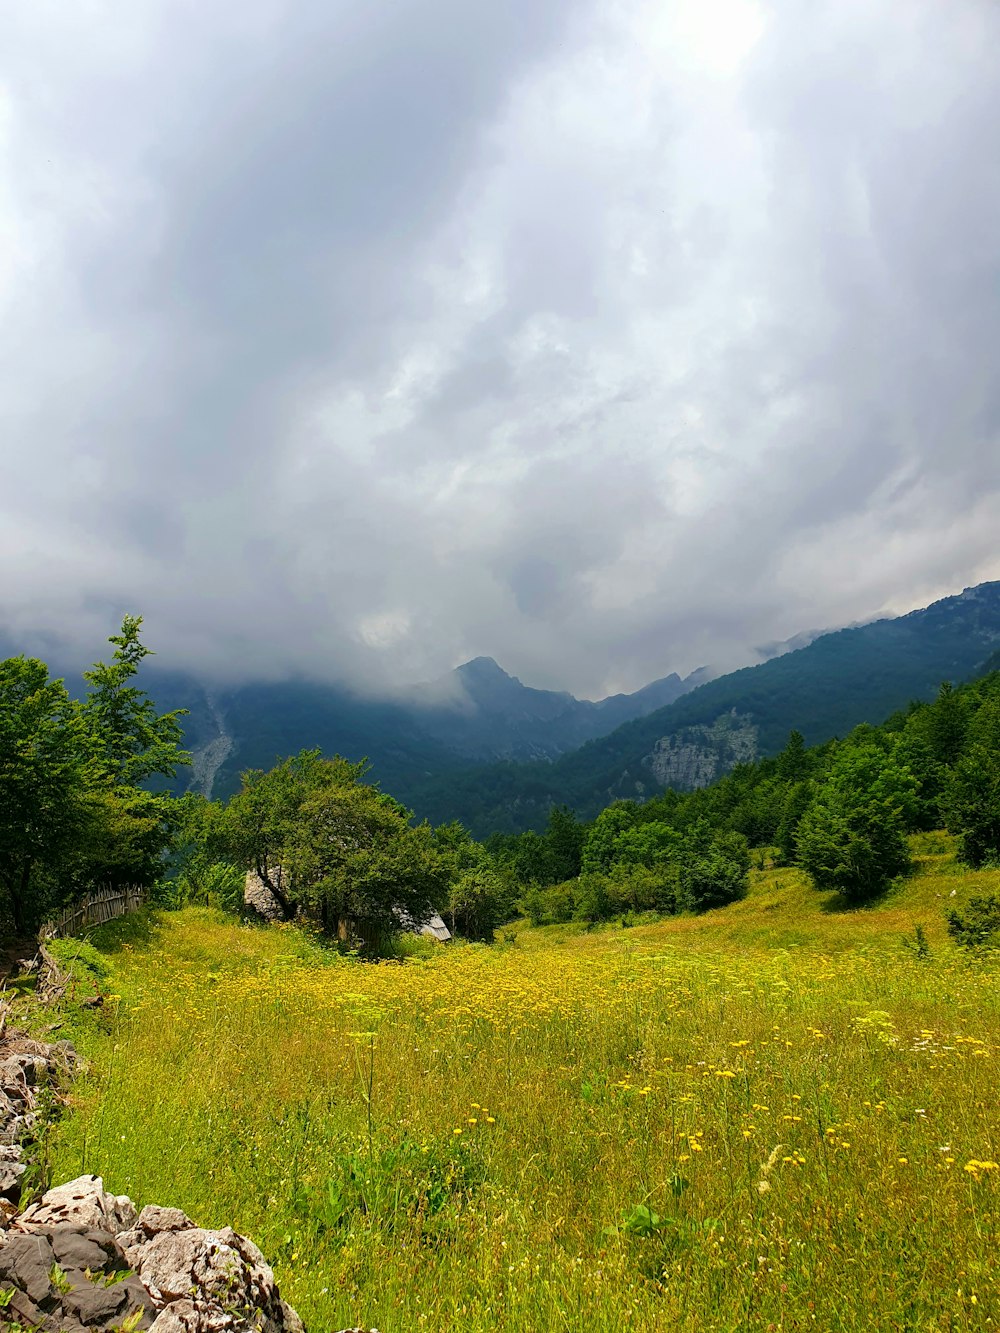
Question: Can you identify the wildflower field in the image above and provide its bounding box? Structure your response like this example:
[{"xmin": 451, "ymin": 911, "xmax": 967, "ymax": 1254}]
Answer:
[{"xmin": 50, "ymin": 834, "xmax": 999, "ymax": 1331}]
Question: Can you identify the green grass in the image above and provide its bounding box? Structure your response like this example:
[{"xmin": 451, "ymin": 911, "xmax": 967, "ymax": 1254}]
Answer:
[{"xmin": 47, "ymin": 836, "xmax": 1000, "ymax": 1331}]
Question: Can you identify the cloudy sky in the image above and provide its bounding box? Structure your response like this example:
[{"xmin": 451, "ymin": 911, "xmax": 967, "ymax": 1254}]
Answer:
[{"xmin": 2, "ymin": 0, "xmax": 999, "ymax": 698}]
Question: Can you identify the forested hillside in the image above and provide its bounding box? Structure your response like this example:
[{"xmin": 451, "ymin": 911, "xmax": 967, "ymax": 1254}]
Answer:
[
  {"xmin": 409, "ymin": 582, "xmax": 1000, "ymax": 833},
  {"xmin": 143, "ymin": 657, "xmax": 700, "ymax": 805},
  {"xmin": 481, "ymin": 659, "xmax": 1000, "ymax": 931}
]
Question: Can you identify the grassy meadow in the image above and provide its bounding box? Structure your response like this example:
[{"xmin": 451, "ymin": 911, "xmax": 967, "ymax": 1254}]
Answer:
[{"xmin": 46, "ymin": 832, "xmax": 1000, "ymax": 1332}]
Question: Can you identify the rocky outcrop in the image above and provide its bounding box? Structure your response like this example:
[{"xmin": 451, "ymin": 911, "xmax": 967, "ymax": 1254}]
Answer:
[
  {"xmin": 2, "ymin": 1176, "xmax": 305, "ymax": 1333},
  {"xmin": 645, "ymin": 709, "xmax": 759, "ymax": 789}
]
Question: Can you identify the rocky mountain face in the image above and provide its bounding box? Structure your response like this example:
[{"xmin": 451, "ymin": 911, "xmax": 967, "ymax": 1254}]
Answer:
[{"xmin": 647, "ymin": 711, "xmax": 759, "ymax": 788}]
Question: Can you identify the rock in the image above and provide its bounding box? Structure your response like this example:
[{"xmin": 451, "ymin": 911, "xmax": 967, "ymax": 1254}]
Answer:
[
  {"xmin": 0, "ymin": 1035, "xmax": 303, "ymax": 1331},
  {"xmin": 0, "ymin": 1155, "xmax": 26, "ymax": 1198},
  {"xmin": 0, "ymin": 1114, "xmax": 28, "ymax": 1147},
  {"xmin": 16, "ymin": 1173, "xmax": 138, "ymax": 1235},
  {"xmin": 2, "ymin": 1285, "xmax": 49, "ymax": 1330},
  {"xmin": 61, "ymin": 1272, "xmax": 130, "ymax": 1325},
  {"xmin": 0, "ymin": 1230, "xmax": 57, "ymax": 1304},
  {"xmin": 121, "ymin": 1204, "xmax": 196, "ymax": 1240},
  {"xmin": 49, "ymin": 1225, "xmax": 121, "ymax": 1272}
]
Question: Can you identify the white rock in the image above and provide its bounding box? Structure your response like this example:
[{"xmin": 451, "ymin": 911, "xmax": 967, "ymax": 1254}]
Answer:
[{"xmin": 15, "ymin": 1173, "xmax": 138, "ymax": 1234}]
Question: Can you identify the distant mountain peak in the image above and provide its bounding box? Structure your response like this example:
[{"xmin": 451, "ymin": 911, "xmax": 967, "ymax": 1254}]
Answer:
[{"xmin": 456, "ymin": 656, "xmax": 513, "ymax": 681}]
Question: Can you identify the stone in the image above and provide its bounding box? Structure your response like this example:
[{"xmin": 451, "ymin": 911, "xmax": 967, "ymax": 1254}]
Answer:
[
  {"xmin": 0, "ymin": 1143, "xmax": 26, "ymax": 1199},
  {"xmin": 0, "ymin": 1230, "xmax": 57, "ymax": 1304},
  {"xmin": 61, "ymin": 1272, "xmax": 129, "ymax": 1325},
  {"xmin": 125, "ymin": 1204, "xmax": 195, "ymax": 1238},
  {"xmin": 2, "ymin": 1285, "xmax": 47, "ymax": 1329},
  {"xmin": 50, "ymin": 1225, "xmax": 122, "ymax": 1273},
  {"xmin": 16, "ymin": 1173, "xmax": 138, "ymax": 1235}
]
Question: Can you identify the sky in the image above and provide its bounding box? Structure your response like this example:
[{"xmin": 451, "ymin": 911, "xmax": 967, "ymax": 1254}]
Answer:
[{"xmin": 2, "ymin": 0, "xmax": 1000, "ymax": 699}]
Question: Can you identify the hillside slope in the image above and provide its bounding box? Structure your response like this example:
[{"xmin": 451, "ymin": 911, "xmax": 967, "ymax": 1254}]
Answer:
[{"xmin": 408, "ymin": 581, "xmax": 1000, "ymax": 832}]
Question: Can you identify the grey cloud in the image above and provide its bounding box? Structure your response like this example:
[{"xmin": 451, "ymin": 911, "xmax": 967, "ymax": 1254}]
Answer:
[{"xmin": 2, "ymin": 0, "xmax": 1000, "ymax": 697}]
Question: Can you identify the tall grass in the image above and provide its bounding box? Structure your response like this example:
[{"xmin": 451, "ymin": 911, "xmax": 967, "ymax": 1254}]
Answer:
[{"xmin": 50, "ymin": 835, "xmax": 999, "ymax": 1331}]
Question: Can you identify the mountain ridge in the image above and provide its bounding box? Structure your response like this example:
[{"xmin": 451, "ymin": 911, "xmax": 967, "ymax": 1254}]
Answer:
[{"xmin": 403, "ymin": 581, "xmax": 1000, "ymax": 833}]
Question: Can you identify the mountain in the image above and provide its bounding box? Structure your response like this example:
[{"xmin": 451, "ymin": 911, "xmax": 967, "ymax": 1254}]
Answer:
[
  {"xmin": 143, "ymin": 658, "xmax": 703, "ymax": 804},
  {"xmin": 405, "ymin": 581, "xmax": 1000, "ymax": 834}
]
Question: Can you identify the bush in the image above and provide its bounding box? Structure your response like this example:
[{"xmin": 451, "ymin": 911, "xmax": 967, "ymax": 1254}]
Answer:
[
  {"xmin": 518, "ymin": 881, "xmax": 577, "ymax": 926},
  {"xmin": 449, "ymin": 867, "xmax": 517, "ymax": 942},
  {"xmin": 946, "ymin": 894, "xmax": 1000, "ymax": 951},
  {"xmin": 573, "ymin": 872, "xmax": 614, "ymax": 924},
  {"xmin": 678, "ymin": 830, "xmax": 750, "ymax": 913},
  {"xmin": 945, "ymin": 747, "xmax": 1000, "ymax": 869},
  {"xmin": 796, "ymin": 794, "xmax": 911, "ymax": 903}
]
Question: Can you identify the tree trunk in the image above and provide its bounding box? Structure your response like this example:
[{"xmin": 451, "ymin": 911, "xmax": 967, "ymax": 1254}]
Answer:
[{"xmin": 257, "ymin": 860, "xmax": 293, "ymax": 920}]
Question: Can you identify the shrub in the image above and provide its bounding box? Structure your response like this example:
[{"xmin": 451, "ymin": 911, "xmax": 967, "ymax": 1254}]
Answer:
[
  {"xmin": 945, "ymin": 748, "xmax": 1000, "ymax": 868},
  {"xmin": 678, "ymin": 830, "xmax": 750, "ymax": 913},
  {"xmin": 796, "ymin": 794, "xmax": 910, "ymax": 903},
  {"xmin": 946, "ymin": 894, "xmax": 1000, "ymax": 951},
  {"xmin": 449, "ymin": 867, "xmax": 517, "ymax": 942},
  {"xmin": 172, "ymin": 861, "xmax": 246, "ymax": 913},
  {"xmin": 573, "ymin": 872, "xmax": 614, "ymax": 924}
]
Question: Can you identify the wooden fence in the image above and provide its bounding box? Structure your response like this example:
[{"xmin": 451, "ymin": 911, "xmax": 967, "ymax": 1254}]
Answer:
[{"xmin": 40, "ymin": 885, "xmax": 146, "ymax": 941}]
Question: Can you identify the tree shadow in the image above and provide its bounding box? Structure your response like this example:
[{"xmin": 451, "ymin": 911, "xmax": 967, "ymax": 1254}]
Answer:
[{"xmin": 819, "ymin": 882, "xmax": 899, "ymax": 914}]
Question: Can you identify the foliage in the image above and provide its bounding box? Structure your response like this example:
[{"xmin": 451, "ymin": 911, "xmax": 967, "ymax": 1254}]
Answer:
[
  {"xmin": 946, "ymin": 894, "xmax": 1000, "ymax": 951},
  {"xmin": 448, "ymin": 867, "xmax": 517, "ymax": 942},
  {"xmin": 0, "ymin": 658, "xmax": 93, "ymax": 931},
  {"xmin": 0, "ymin": 619, "xmax": 189, "ymax": 932},
  {"xmin": 173, "ymin": 861, "xmax": 247, "ymax": 913},
  {"xmin": 290, "ymin": 783, "xmax": 448, "ymax": 938},
  {"xmin": 677, "ymin": 827, "xmax": 750, "ymax": 913},
  {"xmin": 217, "ymin": 750, "xmax": 450, "ymax": 940},
  {"xmin": 80, "ymin": 615, "xmax": 189, "ymax": 786},
  {"xmin": 796, "ymin": 792, "xmax": 911, "ymax": 903}
]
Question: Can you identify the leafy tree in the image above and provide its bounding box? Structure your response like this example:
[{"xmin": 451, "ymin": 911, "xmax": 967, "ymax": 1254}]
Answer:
[
  {"xmin": 0, "ymin": 658, "xmax": 92, "ymax": 931},
  {"xmin": 573, "ymin": 871, "xmax": 614, "ymax": 924},
  {"xmin": 611, "ymin": 821, "xmax": 682, "ymax": 870},
  {"xmin": 80, "ymin": 615, "xmax": 188, "ymax": 785},
  {"xmin": 775, "ymin": 781, "xmax": 814, "ymax": 866},
  {"xmin": 825, "ymin": 742, "xmax": 923, "ymax": 832},
  {"xmin": 606, "ymin": 861, "xmax": 677, "ymax": 914},
  {"xmin": 219, "ymin": 750, "xmax": 367, "ymax": 918},
  {"xmin": 677, "ymin": 825, "xmax": 750, "ymax": 913},
  {"xmin": 796, "ymin": 790, "xmax": 910, "ymax": 903},
  {"xmin": 289, "ymin": 783, "xmax": 448, "ymax": 940},
  {"xmin": 776, "ymin": 730, "xmax": 810, "ymax": 781},
  {"xmin": 449, "ymin": 866, "xmax": 517, "ymax": 941},
  {"xmin": 545, "ymin": 805, "xmax": 585, "ymax": 881},
  {"xmin": 581, "ymin": 802, "xmax": 640, "ymax": 873},
  {"xmin": 221, "ymin": 749, "xmax": 448, "ymax": 939},
  {"xmin": 944, "ymin": 695, "xmax": 1000, "ymax": 867},
  {"xmin": 925, "ymin": 681, "xmax": 968, "ymax": 766}
]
